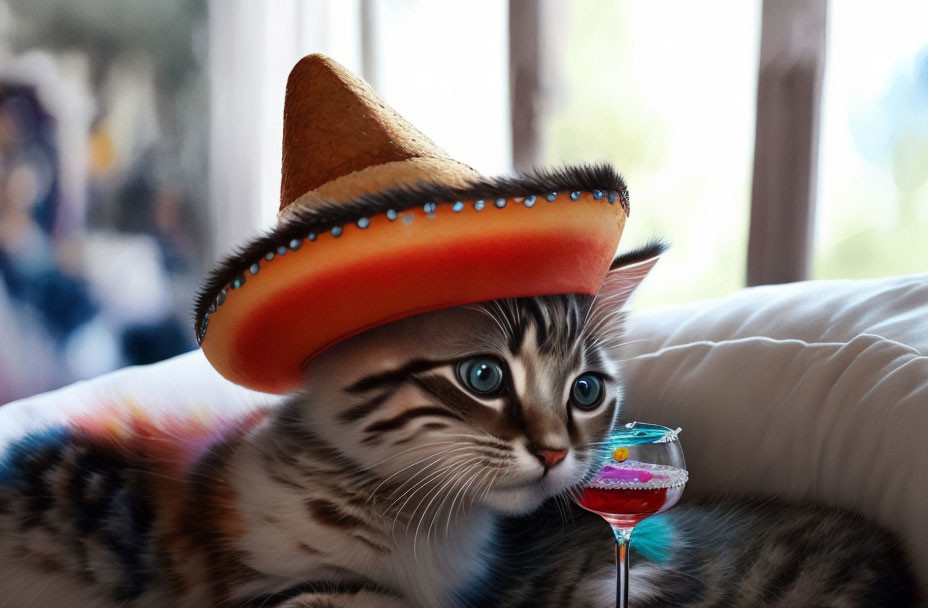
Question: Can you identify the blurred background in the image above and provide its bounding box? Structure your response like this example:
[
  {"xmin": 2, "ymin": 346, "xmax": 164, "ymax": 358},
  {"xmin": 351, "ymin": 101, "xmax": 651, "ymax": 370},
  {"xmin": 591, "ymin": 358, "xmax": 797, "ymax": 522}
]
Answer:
[{"xmin": 0, "ymin": 0, "xmax": 925, "ymax": 402}]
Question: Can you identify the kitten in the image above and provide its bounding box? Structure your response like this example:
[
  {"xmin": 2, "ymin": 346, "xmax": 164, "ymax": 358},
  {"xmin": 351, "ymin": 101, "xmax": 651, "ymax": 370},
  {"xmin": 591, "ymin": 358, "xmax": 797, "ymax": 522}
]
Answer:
[{"xmin": 0, "ymin": 242, "xmax": 917, "ymax": 607}]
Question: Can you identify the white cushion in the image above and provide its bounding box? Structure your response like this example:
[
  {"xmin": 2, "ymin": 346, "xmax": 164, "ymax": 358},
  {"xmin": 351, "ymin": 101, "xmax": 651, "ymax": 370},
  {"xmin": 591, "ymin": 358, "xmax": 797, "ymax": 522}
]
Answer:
[
  {"xmin": 2, "ymin": 274, "xmax": 926, "ymax": 584},
  {"xmin": 0, "ymin": 350, "xmax": 282, "ymax": 448},
  {"xmin": 621, "ymin": 273, "xmax": 928, "ymax": 582}
]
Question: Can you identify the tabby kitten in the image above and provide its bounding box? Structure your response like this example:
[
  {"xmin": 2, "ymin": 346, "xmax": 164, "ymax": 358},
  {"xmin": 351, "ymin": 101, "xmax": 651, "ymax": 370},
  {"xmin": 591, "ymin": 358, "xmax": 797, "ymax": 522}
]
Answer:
[{"xmin": 0, "ymin": 242, "xmax": 917, "ymax": 607}]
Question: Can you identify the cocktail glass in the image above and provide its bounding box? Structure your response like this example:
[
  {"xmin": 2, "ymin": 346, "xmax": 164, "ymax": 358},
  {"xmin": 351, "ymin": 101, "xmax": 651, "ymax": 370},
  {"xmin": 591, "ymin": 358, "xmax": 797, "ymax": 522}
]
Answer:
[{"xmin": 573, "ymin": 422, "xmax": 687, "ymax": 608}]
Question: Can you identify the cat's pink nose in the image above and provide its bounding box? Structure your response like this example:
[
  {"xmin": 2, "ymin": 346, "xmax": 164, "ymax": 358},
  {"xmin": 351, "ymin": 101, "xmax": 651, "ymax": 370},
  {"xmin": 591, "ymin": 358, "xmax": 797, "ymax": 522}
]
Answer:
[{"xmin": 535, "ymin": 448, "xmax": 568, "ymax": 469}]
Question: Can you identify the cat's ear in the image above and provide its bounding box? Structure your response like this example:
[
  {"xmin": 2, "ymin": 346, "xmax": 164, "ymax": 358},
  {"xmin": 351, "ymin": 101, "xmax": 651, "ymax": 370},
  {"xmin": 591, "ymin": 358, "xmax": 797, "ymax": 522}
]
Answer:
[{"xmin": 593, "ymin": 239, "xmax": 669, "ymax": 312}]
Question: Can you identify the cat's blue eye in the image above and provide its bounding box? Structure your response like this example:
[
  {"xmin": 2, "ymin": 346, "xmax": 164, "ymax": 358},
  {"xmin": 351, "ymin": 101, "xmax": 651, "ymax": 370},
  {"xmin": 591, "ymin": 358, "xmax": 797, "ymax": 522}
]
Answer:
[
  {"xmin": 457, "ymin": 357, "xmax": 505, "ymax": 396},
  {"xmin": 571, "ymin": 373, "xmax": 605, "ymax": 410}
]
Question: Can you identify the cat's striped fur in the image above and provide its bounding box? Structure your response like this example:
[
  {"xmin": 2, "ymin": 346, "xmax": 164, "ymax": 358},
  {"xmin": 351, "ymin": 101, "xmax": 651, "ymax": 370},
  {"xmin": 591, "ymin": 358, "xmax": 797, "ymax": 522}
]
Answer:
[
  {"xmin": 0, "ymin": 243, "xmax": 918, "ymax": 606},
  {"xmin": 474, "ymin": 498, "xmax": 917, "ymax": 607}
]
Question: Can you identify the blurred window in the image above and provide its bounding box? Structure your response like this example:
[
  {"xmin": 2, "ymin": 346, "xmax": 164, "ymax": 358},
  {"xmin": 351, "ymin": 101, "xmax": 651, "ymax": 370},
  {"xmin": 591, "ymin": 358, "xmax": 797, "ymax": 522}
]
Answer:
[
  {"xmin": 0, "ymin": 0, "xmax": 208, "ymax": 401},
  {"xmin": 541, "ymin": 0, "xmax": 762, "ymax": 308},
  {"xmin": 814, "ymin": 1, "xmax": 928, "ymax": 279},
  {"xmin": 368, "ymin": 0, "xmax": 511, "ymax": 176}
]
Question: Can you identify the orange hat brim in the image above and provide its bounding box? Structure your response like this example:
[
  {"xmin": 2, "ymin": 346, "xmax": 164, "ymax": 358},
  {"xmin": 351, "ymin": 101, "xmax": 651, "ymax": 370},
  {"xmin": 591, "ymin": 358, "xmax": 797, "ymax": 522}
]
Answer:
[{"xmin": 196, "ymin": 165, "xmax": 630, "ymax": 393}]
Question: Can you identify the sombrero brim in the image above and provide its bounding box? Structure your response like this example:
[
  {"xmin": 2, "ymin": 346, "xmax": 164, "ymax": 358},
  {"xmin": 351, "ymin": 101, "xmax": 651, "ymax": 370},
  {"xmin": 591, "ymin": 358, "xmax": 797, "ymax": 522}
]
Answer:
[{"xmin": 195, "ymin": 163, "xmax": 630, "ymax": 393}]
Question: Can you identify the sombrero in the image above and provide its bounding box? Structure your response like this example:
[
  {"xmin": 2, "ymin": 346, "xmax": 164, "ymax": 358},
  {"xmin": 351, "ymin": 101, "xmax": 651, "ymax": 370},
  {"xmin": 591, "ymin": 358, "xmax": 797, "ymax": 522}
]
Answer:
[{"xmin": 194, "ymin": 54, "xmax": 630, "ymax": 394}]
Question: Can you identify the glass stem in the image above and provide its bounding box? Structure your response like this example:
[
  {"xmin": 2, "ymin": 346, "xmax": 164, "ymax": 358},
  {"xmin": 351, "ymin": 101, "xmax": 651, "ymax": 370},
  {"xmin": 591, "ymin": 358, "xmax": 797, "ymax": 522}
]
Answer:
[{"xmin": 612, "ymin": 526, "xmax": 633, "ymax": 608}]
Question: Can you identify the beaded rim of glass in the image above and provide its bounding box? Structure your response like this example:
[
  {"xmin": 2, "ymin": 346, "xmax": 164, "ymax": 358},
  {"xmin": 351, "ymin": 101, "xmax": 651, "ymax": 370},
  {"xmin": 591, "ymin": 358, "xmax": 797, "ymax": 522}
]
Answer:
[{"xmin": 588, "ymin": 461, "xmax": 689, "ymax": 491}]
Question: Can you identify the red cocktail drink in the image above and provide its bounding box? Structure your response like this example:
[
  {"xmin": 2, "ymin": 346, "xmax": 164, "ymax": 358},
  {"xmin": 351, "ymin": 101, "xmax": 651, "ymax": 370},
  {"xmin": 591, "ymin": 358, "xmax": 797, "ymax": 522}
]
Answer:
[{"xmin": 578, "ymin": 461, "xmax": 688, "ymax": 527}]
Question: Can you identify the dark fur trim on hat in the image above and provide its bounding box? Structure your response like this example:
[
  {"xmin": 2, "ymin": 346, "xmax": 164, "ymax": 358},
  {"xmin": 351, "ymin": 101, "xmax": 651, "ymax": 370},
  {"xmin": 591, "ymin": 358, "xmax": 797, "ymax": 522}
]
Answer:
[
  {"xmin": 610, "ymin": 238, "xmax": 670, "ymax": 269},
  {"xmin": 194, "ymin": 163, "xmax": 629, "ymax": 340}
]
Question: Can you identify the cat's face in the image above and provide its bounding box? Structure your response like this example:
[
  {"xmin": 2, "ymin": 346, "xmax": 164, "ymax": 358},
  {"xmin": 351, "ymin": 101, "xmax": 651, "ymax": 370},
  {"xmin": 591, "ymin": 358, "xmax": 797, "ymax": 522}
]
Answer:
[{"xmin": 298, "ymin": 250, "xmax": 660, "ymax": 518}]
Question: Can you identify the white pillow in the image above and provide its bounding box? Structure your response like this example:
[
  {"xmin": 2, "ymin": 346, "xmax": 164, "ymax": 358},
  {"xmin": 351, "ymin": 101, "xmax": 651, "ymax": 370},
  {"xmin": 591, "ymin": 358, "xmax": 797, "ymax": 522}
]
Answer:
[
  {"xmin": 621, "ymin": 273, "xmax": 928, "ymax": 583},
  {"xmin": 0, "ymin": 350, "xmax": 282, "ymax": 448}
]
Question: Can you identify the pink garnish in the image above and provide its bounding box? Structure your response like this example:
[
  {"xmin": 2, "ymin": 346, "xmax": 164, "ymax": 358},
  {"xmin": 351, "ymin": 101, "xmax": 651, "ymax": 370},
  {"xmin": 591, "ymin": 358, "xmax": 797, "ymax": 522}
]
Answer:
[{"xmin": 595, "ymin": 464, "xmax": 654, "ymax": 484}]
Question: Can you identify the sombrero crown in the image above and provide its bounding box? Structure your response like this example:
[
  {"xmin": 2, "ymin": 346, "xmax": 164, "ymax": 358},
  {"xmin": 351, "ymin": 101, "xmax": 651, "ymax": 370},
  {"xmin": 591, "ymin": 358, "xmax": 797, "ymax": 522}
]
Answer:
[{"xmin": 196, "ymin": 54, "xmax": 630, "ymax": 393}]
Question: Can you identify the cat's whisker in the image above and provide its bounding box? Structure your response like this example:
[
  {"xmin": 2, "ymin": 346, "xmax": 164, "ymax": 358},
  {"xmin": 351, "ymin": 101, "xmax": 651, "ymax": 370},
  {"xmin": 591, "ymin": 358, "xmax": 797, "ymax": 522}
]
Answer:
[
  {"xmin": 460, "ymin": 464, "xmax": 492, "ymax": 509},
  {"xmin": 429, "ymin": 460, "xmax": 483, "ymax": 542},
  {"xmin": 422, "ymin": 459, "xmax": 478, "ymax": 521},
  {"xmin": 414, "ymin": 432, "xmax": 513, "ymax": 453},
  {"xmin": 368, "ymin": 445, "xmax": 472, "ymax": 502},
  {"xmin": 383, "ymin": 462, "xmax": 459, "ymax": 524},
  {"xmin": 558, "ymin": 492, "xmax": 577, "ymax": 526},
  {"xmin": 390, "ymin": 460, "xmax": 466, "ymax": 542},
  {"xmin": 387, "ymin": 455, "xmax": 467, "ymax": 517},
  {"xmin": 423, "ymin": 466, "xmax": 465, "ymax": 544},
  {"xmin": 415, "ymin": 458, "xmax": 482, "ymax": 558},
  {"xmin": 444, "ymin": 463, "xmax": 482, "ymax": 537},
  {"xmin": 489, "ymin": 300, "xmax": 517, "ymax": 341},
  {"xmin": 373, "ymin": 440, "xmax": 463, "ymax": 466},
  {"xmin": 363, "ymin": 443, "xmax": 461, "ymax": 490},
  {"xmin": 551, "ymin": 491, "xmax": 566, "ymax": 523},
  {"xmin": 439, "ymin": 464, "xmax": 483, "ymax": 537},
  {"xmin": 379, "ymin": 456, "xmax": 455, "ymax": 518},
  {"xmin": 456, "ymin": 468, "xmax": 485, "ymax": 519},
  {"xmin": 464, "ymin": 304, "xmax": 511, "ymax": 340},
  {"xmin": 472, "ymin": 467, "xmax": 500, "ymax": 511},
  {"xmin": 406, "ymin": 456, "xmax": 477, "ymax": 537},
  {"xmin": 369, "ymin": 446, "xmax": 504, "ymax": 510}
]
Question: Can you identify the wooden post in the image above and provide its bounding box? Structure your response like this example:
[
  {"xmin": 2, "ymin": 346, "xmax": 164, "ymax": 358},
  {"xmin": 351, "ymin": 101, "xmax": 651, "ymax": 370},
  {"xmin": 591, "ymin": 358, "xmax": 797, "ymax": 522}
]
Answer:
[
  {"xmin": 509, "ymin": 0, "xmax": 545, "ymax": 173},
  {"xmin": 360, "ymin": 0, "xmax": 379, "ymax": 90},
  {"xmin": 747, "ymin": 0, "xmax": 827, "ymax": 286}
]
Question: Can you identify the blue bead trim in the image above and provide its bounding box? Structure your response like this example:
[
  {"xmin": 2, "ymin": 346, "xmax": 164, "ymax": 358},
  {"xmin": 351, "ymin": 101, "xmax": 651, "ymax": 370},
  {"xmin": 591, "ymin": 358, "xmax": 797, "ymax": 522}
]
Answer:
[{"xmin": 200, "ymin": 189, "xmax": 619, "ymax": 343}]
